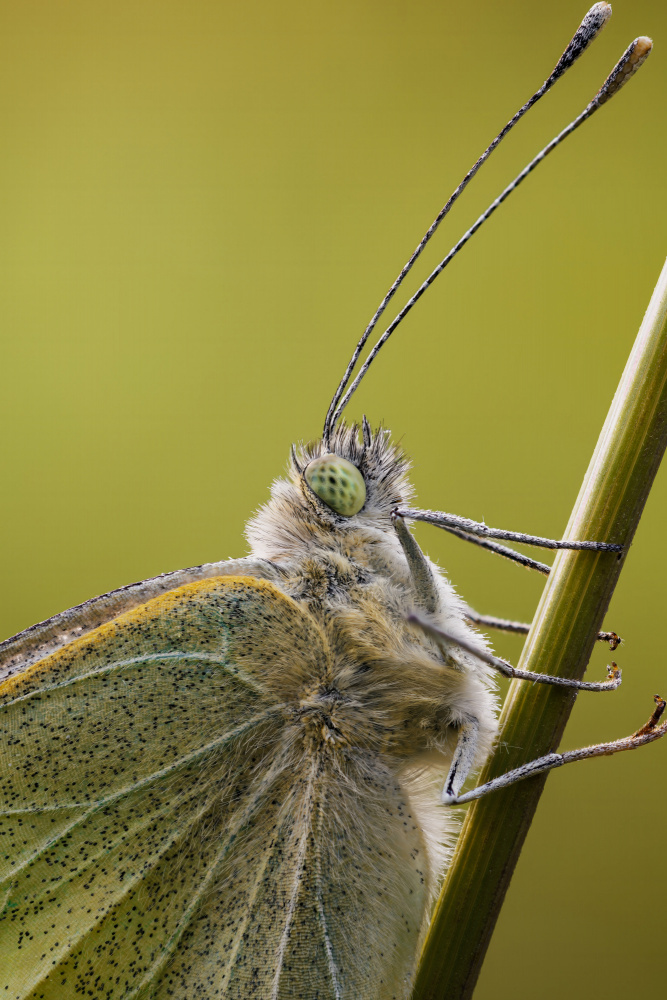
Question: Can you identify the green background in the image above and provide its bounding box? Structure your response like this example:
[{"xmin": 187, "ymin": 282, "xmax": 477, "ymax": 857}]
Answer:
[{"xmin": 1, "ymin": 1, "xmax": 665, "ymax": 996}]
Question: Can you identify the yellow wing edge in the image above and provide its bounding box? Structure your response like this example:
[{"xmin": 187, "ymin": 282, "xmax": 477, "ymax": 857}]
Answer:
[{"xmin": 0, "ymin": 557, "xmax": 283, "ymax": 683}]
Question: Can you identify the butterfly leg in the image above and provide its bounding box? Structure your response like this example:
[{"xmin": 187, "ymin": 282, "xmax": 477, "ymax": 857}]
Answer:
[
  {"xmin": 392, "ymin": 511, "xmax": 440, "ymax": 613},
  {"xmin": 409, "ymin": 613, "xmax": 622, "ymax": 692},
  {"xmin": 464, "ymin": 608, "xmax": 530, "ymax": 634},
  {"xmin": 463, "ymin": 606, "xmax": 621, "ymax": 651},
  {"xmin": 393, "ymin": 510, "xmax": 622, "ymax": 649},
  {"xmin": 444, "ymin": 695, "xmax": 667, "ymax": 806},
  {"xmin": 395, "ymin": 506, "xmax": 623, "ymax": 554},
  {"xmin": 422, "ymin": 523, "xmax": 552, "ymax": 574}
]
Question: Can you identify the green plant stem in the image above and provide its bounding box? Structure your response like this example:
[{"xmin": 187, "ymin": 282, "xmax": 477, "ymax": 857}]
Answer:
[{"xmin": 411, "ymin": 256, "xmax": 667, "ymax": 1000}]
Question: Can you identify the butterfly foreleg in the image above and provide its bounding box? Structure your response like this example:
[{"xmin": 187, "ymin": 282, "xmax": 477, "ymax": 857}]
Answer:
[
  {"xmin": 396, "ymin": 507, "xmax": 623, "ymax": 555},
  {"xmin": 411, "ymin": 522, "xmax": 553, "ymax": 574},
  {"xmin": 391, "ymin": 511, "xmax": 621, "ymax": 650}
]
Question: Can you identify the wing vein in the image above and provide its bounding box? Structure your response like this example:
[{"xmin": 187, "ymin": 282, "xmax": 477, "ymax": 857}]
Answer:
[
  {"xmin": 1, "ymin": 650, "xmax": 269, "ymax": 708},
  {"xmin": 314, "ymin": 780, "xmax": 343, "ymax": 1000},
  {"xmin": 269, "ymin": 756, "xmax": 319, "ymax": 1000},
  {"xmin": 125, "ymin": 738, "xmax": 300, "ymax": 999},
  {"xmin": 4, "ymin": 721, "xmax": 295, "ymax": 1000},
  {"xmin": 0, "ymin": 706, "xmax": 286, "ymax": 881}
]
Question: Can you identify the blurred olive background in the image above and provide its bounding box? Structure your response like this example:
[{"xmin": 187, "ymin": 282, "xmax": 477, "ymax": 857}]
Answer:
[{"xmin": 1, "ymin": 1, "xmax": 665, "ymax": 997}]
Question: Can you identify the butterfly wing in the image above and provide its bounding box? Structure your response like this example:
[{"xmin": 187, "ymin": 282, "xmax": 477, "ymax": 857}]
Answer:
[
  {"xmin": 0, "ymin": 557, "xmax": 283, "ymax": 682},
  {"xmin": 1, "ymin": 573, "xmax": 429, "ymax": 1000},
  {"xmin": 0, "ymin": 575, "xmax": 318, "ymax": 998}
]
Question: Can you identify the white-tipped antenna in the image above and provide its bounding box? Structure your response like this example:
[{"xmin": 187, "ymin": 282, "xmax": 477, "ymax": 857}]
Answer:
[
  {"xmin": 322, "ymin": 7, "xmax": 651, "ymax": 444},
  {"xmin": 322, "ymin": 3, "xmax": 613, "ymax": 447},
  {"xmin": 327, "ymin": 34, "xmax": 653, "ymax": 434}
]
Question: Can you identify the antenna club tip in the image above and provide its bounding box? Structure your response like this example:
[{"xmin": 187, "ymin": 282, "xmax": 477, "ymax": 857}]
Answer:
[
  {"xmin": 547, "ymin": 1, "xmax": 613, "ymax": 85},
  {"xmin": 618, "ymin": 34, "xmax": 653, "ymax": 78},
  {"xmin": 589, "ymin": 3, "xmax": 612, "ymax": 24},
  {"xmin": 594, "ymin": 34, "xmax": 653, "ymax": 107},
  {"xmin": 634, "ymin": 36, "xmax": 654, "ymax": 61},
  {"xmin": 583, "ymin": 3, "xmax": 612, "ymax": 34}
]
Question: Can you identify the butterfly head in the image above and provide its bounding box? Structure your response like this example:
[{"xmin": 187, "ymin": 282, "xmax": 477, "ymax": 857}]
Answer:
[
  {"xmin": 245, "ymin": 419, "xmax": 414, "ymax": 562},
  {"xmin": 293, "ymin": 418, "xmax": 413, "ymax": 525}
]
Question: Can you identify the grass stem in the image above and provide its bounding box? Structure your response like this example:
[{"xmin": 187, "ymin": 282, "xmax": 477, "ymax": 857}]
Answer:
[{"xmin": 411, "ymin": 256, "xmax": 667, "ymax": 1000}]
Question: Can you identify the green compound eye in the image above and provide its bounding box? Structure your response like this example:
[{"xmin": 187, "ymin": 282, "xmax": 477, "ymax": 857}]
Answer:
[{"xmin": 304, "ymin": 454, "xmax": 366, "ymax": 517}]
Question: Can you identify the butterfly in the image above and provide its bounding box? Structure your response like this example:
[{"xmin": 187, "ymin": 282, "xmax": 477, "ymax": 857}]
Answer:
[{"xmin": 0, "ymin": 6, "xmax": 662, "ymax": 1000}]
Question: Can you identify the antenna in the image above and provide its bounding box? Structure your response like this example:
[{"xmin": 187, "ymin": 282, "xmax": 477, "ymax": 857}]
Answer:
[{"xmin": 322, "ymin": 5, "xmax": 651, "ymax": 445}]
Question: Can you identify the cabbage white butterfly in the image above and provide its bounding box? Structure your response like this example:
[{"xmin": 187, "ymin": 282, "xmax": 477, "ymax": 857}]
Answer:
[{"xmin": 0, "ymin": 5, "xmax": 662, "ymax": 1000}]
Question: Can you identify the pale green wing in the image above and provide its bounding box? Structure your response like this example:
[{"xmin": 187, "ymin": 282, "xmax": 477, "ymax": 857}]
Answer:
[
  {"xmin": 0, "ymin": 575, "xmax": 328, "ymax": 1000},
  {"xmin": 1, "ymin": 573, "xmax": 430, "ymax": 1000}
]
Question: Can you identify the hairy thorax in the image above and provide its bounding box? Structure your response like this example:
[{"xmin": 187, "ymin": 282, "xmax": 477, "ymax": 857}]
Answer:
[{"xmin": 270, "ymin": 547, "xmax": 463, "ymax": 763}]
